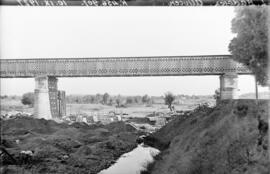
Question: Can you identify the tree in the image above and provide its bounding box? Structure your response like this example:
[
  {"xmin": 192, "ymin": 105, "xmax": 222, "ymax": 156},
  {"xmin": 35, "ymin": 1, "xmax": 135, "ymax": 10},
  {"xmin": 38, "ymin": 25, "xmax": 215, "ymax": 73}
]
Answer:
[
  {"xmin": 102, "ymin": 93, "xmax": 110, "ymax": 105},
  {"xmin": 115, "ymin": 95, "xmax": 122, "ymax": 107},
  {"xmin": 0, "ymin": 95, "xmax": 8, "ymax": 99},
  {"xmin": 95, "ymin": 93, "xmax": 102, "ymax": 104},
  {"xmin": 21, "ymin": 92, "xmax": 35, "ymax": 107},
  {"xmin": 164, "ymin": 92, "xmax": 175, "ymax": 111},
  {"xmin": 142, "ymin": 94, "xmax": 150, "ymax": 104},
  {"xmin": 108, "ymin": 98, "xmax": 114, "ymax": 106},
  {"xmin": 229, "ymin": 6, "xmax": 269, "ymax": 86},
  {"xmin": 134, "ymin": 96, "xmax": 142, "ymax": 104},
  {"xmin": 229, "ymin": 6, "xmax": 270, "ymax": 159},
  {"xmin": 126, "ymin": 97, "xmax": 134, "ymax": 104},
  {"xmin": 213, "ymin": 88, "xmax": 221, "ymax": 104}
]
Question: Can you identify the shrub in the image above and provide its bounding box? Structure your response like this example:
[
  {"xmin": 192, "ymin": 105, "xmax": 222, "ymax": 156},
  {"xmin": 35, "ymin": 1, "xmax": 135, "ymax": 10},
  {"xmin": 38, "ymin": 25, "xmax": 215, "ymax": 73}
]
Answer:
[{"xmin": 21, "ymin": 92, "xmax": 34, "ymax": 107}]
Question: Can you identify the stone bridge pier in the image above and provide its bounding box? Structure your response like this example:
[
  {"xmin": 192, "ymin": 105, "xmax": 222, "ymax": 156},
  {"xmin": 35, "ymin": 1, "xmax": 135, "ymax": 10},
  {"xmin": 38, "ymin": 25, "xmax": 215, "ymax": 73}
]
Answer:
[
  {"xmin": 34, "ymin": 76, "xmax": 66, "ymax": 119},
  {"xmin": 220, "ymin": 73, "xmax": 238, "ymax": 99}
]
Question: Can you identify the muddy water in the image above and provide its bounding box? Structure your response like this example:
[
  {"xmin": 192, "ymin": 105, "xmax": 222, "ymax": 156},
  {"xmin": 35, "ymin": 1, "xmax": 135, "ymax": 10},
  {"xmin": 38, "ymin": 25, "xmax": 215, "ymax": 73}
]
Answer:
[{"xmin": 99, "ymin": 144, "xmax": 160, "ymax": 174}]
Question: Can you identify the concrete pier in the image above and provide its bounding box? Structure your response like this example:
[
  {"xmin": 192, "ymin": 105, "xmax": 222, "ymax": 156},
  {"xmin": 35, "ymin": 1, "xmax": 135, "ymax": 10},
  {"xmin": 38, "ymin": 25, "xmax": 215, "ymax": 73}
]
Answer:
[
  {"xmin": 34, "ymin": 76, "xmax": 66, "ymax": 119},
  {"xmin": 34, "ymin": 76, "xmax": 54, "ymax": 119},
  {"xmin": 220, "ymin": 73, "xmax": 238, "ymax": 100}
]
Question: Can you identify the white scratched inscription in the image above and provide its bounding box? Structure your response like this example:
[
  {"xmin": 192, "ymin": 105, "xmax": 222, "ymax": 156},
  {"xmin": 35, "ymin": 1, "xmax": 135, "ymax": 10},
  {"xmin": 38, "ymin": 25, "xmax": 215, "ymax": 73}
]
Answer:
[
  {"xmin": 215, "ymin": 0, "xmax": 254, "ymax": 5},
  {"xmin": 14, "ymin": 0, "xmax": 265, "ymax": 6},
  {"xmin": 17, "ymin": 0, "xmax": 68, "ymax": 5},
  {"xmin": 169, "ymin": 0, "xmax": 203, "ymax": 6},
  {"xmin": 168, "ymin": 0, "xmax": 256, "ymax": 6},
  {"xmin": 82, "ymin": 0, "xmax": 127, "ymax": 6},
  {"xmin": 16, "ymin": 0, "xmax": 128, "ymax": 6}
]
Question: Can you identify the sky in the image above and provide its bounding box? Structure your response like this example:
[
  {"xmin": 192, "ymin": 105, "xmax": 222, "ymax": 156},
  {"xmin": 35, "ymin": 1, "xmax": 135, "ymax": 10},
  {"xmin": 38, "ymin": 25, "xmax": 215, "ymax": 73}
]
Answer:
[{"xmin": 0, "ymin": 6, "xmax": 268, "ymax": 96}]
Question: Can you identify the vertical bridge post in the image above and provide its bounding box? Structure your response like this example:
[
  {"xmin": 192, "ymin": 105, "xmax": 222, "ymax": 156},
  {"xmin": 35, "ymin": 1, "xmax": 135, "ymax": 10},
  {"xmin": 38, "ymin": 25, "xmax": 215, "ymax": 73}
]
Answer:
[
  {"xmin": 34, "ymin": 76, "xmax": 66, "ymax": 119},
  {"xmin": 220, "ymin": 73, "xmax": 238, "ymax": 100}
]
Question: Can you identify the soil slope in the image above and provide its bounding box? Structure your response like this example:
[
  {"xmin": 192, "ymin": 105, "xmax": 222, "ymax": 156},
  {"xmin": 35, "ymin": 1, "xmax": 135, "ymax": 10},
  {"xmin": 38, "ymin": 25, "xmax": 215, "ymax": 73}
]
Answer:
[
  {"xmin": 144, "ymin": 100, "xmax": 269, "ymax": 174},
  {"xmin": 0, "ymin": 118, "xmax": 138, "ymax": 174}
]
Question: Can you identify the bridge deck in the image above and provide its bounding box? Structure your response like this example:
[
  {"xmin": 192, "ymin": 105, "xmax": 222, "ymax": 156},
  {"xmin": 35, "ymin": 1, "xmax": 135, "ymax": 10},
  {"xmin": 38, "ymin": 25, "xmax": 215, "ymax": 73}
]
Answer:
[{"xmin": 0, "ymin": 55, "xmax": 251, "ymax": 78}]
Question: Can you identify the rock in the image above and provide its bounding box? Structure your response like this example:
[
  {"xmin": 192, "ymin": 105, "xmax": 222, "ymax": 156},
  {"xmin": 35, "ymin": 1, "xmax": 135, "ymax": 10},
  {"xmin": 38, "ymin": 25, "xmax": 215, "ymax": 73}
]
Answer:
[{"xmin": 20, "ymin": 150, "xmax": 34, "ymax": 156}]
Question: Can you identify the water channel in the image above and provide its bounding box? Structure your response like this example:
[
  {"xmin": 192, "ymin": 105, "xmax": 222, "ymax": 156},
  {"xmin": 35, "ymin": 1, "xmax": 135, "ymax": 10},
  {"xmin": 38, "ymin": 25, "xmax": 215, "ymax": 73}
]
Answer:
[{"xmin": 99, "ymin": 144, "xmax": 160, "ymax": 174}]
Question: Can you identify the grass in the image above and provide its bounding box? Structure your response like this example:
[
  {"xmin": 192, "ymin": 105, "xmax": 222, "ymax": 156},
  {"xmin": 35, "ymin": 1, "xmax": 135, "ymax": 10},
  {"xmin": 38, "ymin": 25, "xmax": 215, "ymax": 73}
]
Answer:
[
  {"xmin": 0, "ymin": 98, "xmax": 33, "ymax": 114},
  {"xmin": 140, "ymin": 153, "xmax": 163, "ymax": 174}
]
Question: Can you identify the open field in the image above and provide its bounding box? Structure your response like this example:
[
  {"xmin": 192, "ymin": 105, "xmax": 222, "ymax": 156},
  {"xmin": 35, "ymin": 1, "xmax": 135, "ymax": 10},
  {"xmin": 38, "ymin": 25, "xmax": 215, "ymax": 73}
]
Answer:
[
  {"xmin": 0, "ymin": 97, "xmax": 33, "ymax": 115},
  {"xmin": 1, "ymin": 97, "xmax": 215, "ymax": 118},
  {"xmin": 67, "ymin": 103, "xmax": 172, "ymax": 117}
]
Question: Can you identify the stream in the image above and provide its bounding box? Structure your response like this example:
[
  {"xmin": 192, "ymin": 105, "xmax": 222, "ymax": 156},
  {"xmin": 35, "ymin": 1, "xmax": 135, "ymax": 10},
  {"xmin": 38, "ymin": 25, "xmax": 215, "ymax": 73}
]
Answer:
[{"xmin": 99, "ymin": 144, "xmax": 160, "ymax": 174}]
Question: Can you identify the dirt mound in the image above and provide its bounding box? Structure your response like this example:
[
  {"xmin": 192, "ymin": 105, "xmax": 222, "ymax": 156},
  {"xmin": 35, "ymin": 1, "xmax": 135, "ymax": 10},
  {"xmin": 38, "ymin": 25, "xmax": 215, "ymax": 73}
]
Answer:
[
  {"xmin": 1, "ymin": 118, "xmax": 138, "ymax": 174},
  {"xmin": 2, "ymin": 117, "xmax": 67, "ymax": 135},
  {"xmin": 144, "ymin": 100, "xmax": 269, "ymax": 174},
  {"xmin": 103, "ymin": 121, "xmax": 137, "ymax": 133},
  {"xmin": 128, "ymin": 117, "xmax": 156, "ymax": 125}
]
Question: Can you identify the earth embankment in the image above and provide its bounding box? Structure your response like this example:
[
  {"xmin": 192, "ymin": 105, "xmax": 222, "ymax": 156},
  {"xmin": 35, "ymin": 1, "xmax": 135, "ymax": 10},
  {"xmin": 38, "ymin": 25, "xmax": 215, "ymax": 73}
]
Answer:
[
  {"xmin": 144, "ymin": 100, "xmax": 269, "ymax": 174},
  {"xmin": 1, "ymin": 117, "xmax": 138, "ymax": 174}
]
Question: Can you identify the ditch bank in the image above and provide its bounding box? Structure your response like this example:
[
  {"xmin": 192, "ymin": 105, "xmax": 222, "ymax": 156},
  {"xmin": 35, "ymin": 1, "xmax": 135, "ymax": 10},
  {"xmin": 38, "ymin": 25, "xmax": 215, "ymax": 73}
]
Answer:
[
  {"xmin": 143, "ymin": 100, "xmax": 269, "ymax": 174},
  {"xmin": 99, "ymin": 143, "xmax": 160, "ymax": 174},
  {"xmin": 0, "ymin": 117, "xmax": 140, "ymax": 174}
]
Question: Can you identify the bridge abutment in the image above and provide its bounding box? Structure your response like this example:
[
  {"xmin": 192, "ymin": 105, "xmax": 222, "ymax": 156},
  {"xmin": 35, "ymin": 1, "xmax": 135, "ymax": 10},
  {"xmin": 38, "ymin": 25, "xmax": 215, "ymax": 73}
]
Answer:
[
  {"xmin": 220, "ymin": 73, "xmax": 238, "ymax": 100},
  {"xmin": 34, "ymin": 76, "xmax": 66, "ymax": 119}
]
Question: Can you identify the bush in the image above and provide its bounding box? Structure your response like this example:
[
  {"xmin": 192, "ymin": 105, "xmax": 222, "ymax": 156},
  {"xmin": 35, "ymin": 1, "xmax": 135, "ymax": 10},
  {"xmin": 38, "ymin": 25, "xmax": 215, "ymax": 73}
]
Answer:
[
  {"xmin": 193, "ymin": 103, "xmax": 213, "ymax": 114},
  {"xmin": 21, "ymin": 92, "xmax": 34, "ymax": 107}
]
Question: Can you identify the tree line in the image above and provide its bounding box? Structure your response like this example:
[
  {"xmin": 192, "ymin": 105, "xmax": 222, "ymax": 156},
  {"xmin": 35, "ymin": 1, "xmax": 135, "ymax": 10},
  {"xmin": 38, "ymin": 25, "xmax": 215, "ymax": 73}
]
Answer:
[
  {"xmin": 17, "ymin": 92, "xmax": 214, "ymax": 108},
  {"xmin": 66, "ymin": 93, "xmax": 158, "ymax": 106}
]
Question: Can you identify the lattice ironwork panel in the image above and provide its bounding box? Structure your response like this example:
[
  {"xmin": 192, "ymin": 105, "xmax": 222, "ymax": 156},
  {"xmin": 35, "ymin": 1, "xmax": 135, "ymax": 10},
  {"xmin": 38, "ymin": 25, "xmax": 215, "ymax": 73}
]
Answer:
[{"xmin": 0, "ymin": 55, "xmax": 251, "ymax": 78}]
